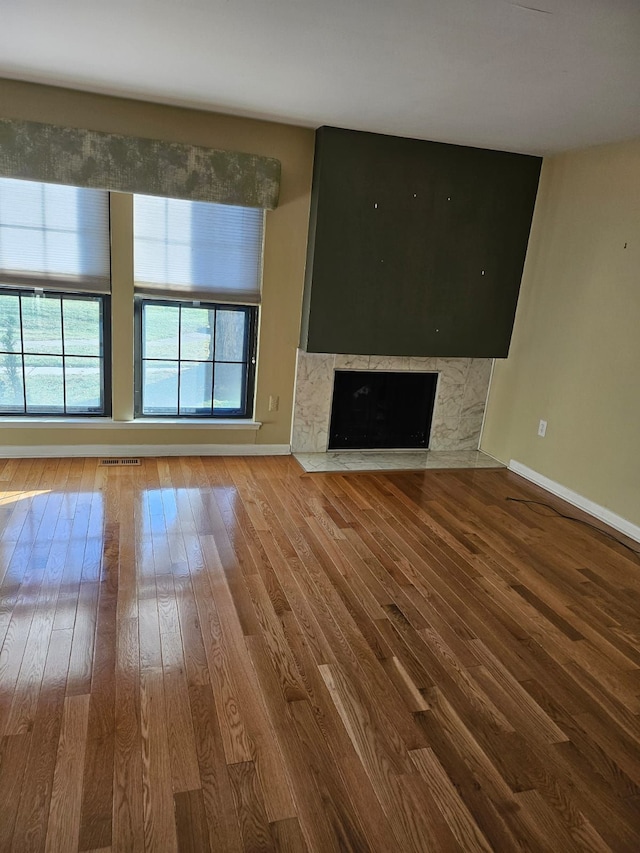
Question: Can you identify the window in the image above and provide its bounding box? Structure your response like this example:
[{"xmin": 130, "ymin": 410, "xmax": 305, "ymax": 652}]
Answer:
[
  {"xmin": 0, "ymin": 180, "xmax": 265, "ymax": 421},
  {"xmin": 133, "ymin": 195, "xmax": 263, "ymax": 419},
  {"xmin": 0, "ymin": 178, "xmax": 111, "ymax": 416},
  {"xmin": 137, "ymin": 300, "xmax": 256, "ymax": 416},
  {"xmin": 0, "ymin": 290, "xmax": 110, "ymax": 415}
]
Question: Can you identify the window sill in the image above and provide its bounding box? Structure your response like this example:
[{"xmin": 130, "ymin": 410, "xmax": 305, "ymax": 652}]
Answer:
[{"xmin": 0, "ymin": 417, "xmax": 262, "ymax": 430}]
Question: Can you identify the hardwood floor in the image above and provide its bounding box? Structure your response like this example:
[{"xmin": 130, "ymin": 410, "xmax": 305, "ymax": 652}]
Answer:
[{"xmin": 0, "ymin": 455, "xmax": 639, "ymax": 852}]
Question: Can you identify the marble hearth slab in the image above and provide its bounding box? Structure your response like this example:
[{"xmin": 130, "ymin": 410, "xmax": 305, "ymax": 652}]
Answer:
[{"xmin": 293, "ymin": 449, "xmax": 504, "ymax": 473}]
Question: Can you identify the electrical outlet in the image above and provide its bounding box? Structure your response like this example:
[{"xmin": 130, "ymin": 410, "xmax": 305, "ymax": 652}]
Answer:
[
  {"xmin": 268, "ymin": 395, "xmax": 279, "ymax": 412},
  {"xmin": 538, "ymin": 419, "xmax": 547, "ymax": 437}
]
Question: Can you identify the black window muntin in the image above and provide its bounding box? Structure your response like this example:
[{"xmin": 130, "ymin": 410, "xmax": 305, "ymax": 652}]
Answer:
[
  {"xmin": 0, "ymin": 287, "xmax": 111, "ymax": 417},
  {"xmin": 135, "ymin": 297, "xmax": 257, "ymax": 418}
]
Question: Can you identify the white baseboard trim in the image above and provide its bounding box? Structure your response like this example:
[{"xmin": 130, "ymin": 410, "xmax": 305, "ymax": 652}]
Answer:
[
  {"xmin": 0, "ymin": 444, "xmax": 291, "ymax": 459},
  {"xmin": 508, "ymin": 459, "xmax": 640, "ymax": 544}
]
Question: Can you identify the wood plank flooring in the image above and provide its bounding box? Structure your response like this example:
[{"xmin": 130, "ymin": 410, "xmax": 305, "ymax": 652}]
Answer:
[{"xmin": 0, "ymin": 455, "xmax": 639, "ymax": 851}]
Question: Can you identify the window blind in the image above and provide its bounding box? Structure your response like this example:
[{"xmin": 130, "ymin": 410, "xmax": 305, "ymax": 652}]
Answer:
[
  {"xmin": 134, "ymin": 195, "xmax": 264, "ymax": 304},
  {"xmin": 0, "ymin": 178, "xmax": 111, "ymax": 293}
]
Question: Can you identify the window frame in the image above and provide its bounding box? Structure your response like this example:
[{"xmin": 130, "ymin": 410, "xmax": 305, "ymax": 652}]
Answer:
[
  {"xmin": 134, "ymin": 296, "xmax": 258, "ymax": 420},
  {"xmin": 0, "ymin": 287, "xmax": 112, "ymax": 418}
]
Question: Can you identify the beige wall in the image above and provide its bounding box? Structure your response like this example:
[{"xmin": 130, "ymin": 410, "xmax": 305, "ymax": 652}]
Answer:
[
  {"xmin": 482, "ymin": 138, "xmax": 640, "ymax": 527},
  {"xmin": 0, "ymin": 79, "xmax": 315, "ymax": 449}
]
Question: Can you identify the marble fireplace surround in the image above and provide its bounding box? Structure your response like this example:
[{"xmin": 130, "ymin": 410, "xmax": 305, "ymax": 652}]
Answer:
[{"xmin": 291, "ymin": 350, "xmax": 493, "ymax": 454}]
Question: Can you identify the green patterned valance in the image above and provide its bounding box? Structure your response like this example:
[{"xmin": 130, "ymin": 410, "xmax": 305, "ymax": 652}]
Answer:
[{"xmin": 0, "ymin": 118, "xmax": 280, "ymax": 209}]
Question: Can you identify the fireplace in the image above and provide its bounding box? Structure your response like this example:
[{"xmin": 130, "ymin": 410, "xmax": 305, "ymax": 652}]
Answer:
[
  {"xmin": 328, "ymin": 370, "xmax": 437, "ymax": 449},
  {"xmin": 291, "ymin": 351, "xmax": 493, "ymax": 454}
]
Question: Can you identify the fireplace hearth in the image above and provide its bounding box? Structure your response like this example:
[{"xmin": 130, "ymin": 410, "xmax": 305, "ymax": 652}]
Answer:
[{"xmin": 329, "ymin": 371, "xmax": 437, "ymax": 449}]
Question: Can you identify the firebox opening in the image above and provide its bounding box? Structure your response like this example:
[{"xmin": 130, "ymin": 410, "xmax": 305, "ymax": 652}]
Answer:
[{"xmin": 328, "ymin": 370, "xmax": 437, "ymax": 450}]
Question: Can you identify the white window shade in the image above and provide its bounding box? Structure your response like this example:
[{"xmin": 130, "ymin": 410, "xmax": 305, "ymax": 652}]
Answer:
[
  {"xmin": 0, "ymin": 178, "xmax": 110, "ymax": 293},
  {"xmin": 134, "ymin": 195, "xmax": 264, "ymax": 304}
]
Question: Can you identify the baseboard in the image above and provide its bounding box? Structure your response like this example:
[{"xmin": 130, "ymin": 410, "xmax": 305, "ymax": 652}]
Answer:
[
  {"xmin": 0, "ymin": 443, "xmax": 291, "ymax": 459},
  {"xmin": 508, "ymin": 459, "xmax": 640, "ymax": 544}
]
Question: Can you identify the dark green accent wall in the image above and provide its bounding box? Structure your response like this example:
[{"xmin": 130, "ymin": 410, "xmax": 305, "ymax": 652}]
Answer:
[{"xmin": 301, "ymin": 126, "xmax": 541, "ymax": 357}]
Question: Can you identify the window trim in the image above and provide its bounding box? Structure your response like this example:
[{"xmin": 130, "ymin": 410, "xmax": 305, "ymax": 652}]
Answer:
[
  {"xmin": 134, "ymin": 296, "xmax": 258, "ymax": 420},
  {"xmin": 0, "ymin": 287, "xmax": 112, "ymax": 418}
]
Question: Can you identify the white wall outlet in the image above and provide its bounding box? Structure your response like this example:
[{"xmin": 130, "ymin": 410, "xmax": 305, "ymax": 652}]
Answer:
[
  {"xmin": 538, "ymin": 419, "xmax": 547, "ymax": 437},
  {"xmin": 268, "ymin": 395, "xmax": 279, "ymax": 412}
]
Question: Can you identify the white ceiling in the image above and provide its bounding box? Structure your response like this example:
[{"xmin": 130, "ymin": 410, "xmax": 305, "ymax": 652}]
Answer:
[{"xmin": 1, "ymin": 0, "xmax": 639, "ymax": 155}]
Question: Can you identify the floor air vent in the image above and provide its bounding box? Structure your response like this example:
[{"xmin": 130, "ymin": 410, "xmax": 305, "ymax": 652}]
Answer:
[{"xmin": 99, "ymin": 458, "xmax": 141, "ymax": 466}]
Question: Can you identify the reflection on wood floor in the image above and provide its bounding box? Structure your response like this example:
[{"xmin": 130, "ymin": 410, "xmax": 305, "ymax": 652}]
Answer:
[{"xmin": 1, "ymin": 455, "xmax": 639, "ymax": 852}]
